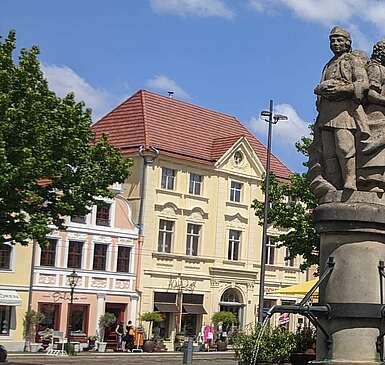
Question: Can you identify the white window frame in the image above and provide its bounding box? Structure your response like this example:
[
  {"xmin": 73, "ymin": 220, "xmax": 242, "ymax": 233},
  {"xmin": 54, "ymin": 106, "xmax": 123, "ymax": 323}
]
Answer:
[
  {"xmin": 230, "ymin": 181, "xmax": 243, "ymax": 203},
  {"xmin": 66, "ymin": 240, "xmax": 84, "ymax": 270},
  {"xmin": 161, "ymin": 168, "xmax": 176, "ymax": 190},
  {"xmin": 185, "ymin": 223, "xmax": 201, "ymax": 256},
  {"xmin": 158, "ymin": 219, "xmax": 174, "ymax": 253},
  {"xmin": 189, "ymin": 174, "xmax": 202, "ymax": 195},
  {"xmin": 265, "ymin": 236, "xmax": 275, "ymax": 265},
  {"xmin": 228, "ymin": 230, "xmax": 241, "ymax": 261},
  {"xmin": 0, "ymin": 243, "xmax": 15, "ymax": 272}
]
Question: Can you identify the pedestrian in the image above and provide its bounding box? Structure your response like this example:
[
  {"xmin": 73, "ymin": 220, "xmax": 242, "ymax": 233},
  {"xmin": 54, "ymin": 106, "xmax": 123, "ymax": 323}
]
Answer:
[
  {"xmin": 115, "ymin": 321, "xmax": 124, "ymax": 351},
  {"xmin": 126, "ymin": 320, "xmax": 135, "ymax": 352}
]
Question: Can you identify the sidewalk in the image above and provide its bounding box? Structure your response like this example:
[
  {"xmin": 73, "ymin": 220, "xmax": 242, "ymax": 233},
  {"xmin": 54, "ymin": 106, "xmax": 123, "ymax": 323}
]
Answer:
[{"xmin": 7, "ymin": 351, "xmax": 238, "ymax": 365}]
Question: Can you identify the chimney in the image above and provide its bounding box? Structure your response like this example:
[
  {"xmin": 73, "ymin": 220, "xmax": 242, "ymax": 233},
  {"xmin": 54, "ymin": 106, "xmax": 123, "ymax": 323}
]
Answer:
[{"xmin": 168, "ymin": 91, "xmax": 174, "ymax": 99}]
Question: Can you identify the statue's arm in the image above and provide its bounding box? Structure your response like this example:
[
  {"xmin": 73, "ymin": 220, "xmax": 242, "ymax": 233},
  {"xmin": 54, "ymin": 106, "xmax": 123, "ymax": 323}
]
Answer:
[{"xmin": 366, "ymin": 63, "xmax": 385, "ymax": 105}]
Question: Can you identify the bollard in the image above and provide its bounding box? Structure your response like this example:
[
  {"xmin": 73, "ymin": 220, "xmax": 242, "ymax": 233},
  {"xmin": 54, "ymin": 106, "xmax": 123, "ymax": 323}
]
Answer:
[{"xmin": 182, "ymin": 337, "xmax": 193, "ymax": 364}]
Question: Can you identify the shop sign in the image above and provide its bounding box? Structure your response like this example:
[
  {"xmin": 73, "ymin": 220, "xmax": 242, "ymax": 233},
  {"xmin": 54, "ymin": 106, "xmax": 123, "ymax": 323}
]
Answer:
[{"xmin": 168, "ymin": 276, "xmax": 196, "ymax": 292}]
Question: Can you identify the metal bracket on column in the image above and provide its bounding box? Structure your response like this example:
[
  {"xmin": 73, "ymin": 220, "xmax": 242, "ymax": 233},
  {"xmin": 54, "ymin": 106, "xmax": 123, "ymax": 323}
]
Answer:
[{"xmin": 377, "ymin": 261, "xmax": 385, "ymax": 361}]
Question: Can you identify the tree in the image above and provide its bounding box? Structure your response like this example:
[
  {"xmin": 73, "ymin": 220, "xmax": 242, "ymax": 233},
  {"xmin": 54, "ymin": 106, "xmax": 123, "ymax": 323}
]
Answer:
[
  {"xmin": 0, "ymin": 31, "xmax": 132, "ymax": 246},
  {"xmin": 252, "ymin": 132, "xmax": 319, "ymax": 271},
  {"xmin": 98, "ymin": 312, "xmax": 116, "ymax": 342},
  {"xmin": 212, "ymin": 311, "xmax": 237, "ymax": 332},
  {"xmin": 23, "ymin": 309, "xmax": 45, "ymax": 350},
  {"xmin": 140, "ymin": 312, "xmax": 163, "ymax": 339}
]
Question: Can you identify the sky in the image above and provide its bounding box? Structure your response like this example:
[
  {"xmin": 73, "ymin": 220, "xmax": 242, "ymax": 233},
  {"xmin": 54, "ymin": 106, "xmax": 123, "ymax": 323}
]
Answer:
[{"xmin": 1, "ymin": 0, "xmax": 385, "ymax": 172}]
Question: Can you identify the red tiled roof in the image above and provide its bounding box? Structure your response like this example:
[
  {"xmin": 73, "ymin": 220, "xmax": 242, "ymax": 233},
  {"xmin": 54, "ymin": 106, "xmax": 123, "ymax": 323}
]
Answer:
[{"xmin": 93, "ymin": 90, "xmax": 292, "ymax": 179}]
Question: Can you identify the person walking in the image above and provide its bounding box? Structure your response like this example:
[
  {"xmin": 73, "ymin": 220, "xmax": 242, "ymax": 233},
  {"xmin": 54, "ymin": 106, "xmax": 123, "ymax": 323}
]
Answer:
[
  {"xmin": 126, "ymin": 321, "xmax": 135, "ymax": 352},
  {"xmin": 115, "ymin": 321, "xmax": 124, "ymax": 351}
]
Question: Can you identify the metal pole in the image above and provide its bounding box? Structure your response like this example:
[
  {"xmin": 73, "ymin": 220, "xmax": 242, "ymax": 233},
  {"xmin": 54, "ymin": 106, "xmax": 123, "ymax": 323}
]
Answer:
[
  {"xmin": 67, "ymin": 287, "xmax": 74, "ymax": 351},
  {"xmin": 258, "ymin": 99, "xmax": 274, "ymax": 324},
  {"xmin": 24, "ymin": 239, "xmax": 36, "ymax": 352}
]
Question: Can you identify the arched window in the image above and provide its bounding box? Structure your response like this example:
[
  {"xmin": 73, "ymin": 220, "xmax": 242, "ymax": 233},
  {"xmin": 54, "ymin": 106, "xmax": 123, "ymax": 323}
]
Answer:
[
  {"xmin": 221, "ymin": 288, "xmax": 242, "ymax": 303},
  {"xmin": 0, "ymin": 244, "xmax": 12, "ymax": 270}
]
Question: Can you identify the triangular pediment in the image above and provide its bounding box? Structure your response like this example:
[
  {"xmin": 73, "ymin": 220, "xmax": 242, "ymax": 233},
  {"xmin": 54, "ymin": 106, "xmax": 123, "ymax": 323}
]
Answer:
[{"xmin": 214, "ymin": 137, "xmax": 265, "ymax": 178}]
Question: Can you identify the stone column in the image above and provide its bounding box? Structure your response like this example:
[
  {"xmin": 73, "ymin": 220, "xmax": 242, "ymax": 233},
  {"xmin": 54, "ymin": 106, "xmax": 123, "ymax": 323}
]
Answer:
[
  {"xmin": 313, "ymin": 191, "xmax": 385, "ymax": 365},
  {"xmin": 96, "ymin": 293, "xmax": 105, "ymax": 336}
]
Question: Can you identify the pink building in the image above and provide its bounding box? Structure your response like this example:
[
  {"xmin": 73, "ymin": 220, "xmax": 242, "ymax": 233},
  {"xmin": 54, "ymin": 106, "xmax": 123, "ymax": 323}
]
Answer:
[{"xmin": 31, "ymin": 189, "xmax": 138, "ymax": 346}]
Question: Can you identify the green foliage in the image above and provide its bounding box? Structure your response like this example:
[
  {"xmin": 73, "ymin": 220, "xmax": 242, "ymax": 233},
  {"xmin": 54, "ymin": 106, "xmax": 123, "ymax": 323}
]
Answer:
[
  {"xmin": 23, "ymin": 309, "xmax": 45, "ymax": 341},
  {"xmin": 293, "ymin": 325, "xmax": 316, "ymax": 353},
  {"xmin": 140, "ymin": 311, "xmax": 163, "ymax": 323},
  {"xmin": 252, "ymin": 128, "xmax": 319, "ymax": 271},
  {"xmin": 98, "ymin": 312, "xmax": 116, "ymax": 329},
  {"xmin": 233, "ymin": 325, "xmax": 296, "ymax": 364},
  {"xmin": 0, "ymin": 31, "xmax": 132, "ymax": 247},
  {"xmin": 211, "ymin": 311, "xmax": 237, "ymax": 326}
]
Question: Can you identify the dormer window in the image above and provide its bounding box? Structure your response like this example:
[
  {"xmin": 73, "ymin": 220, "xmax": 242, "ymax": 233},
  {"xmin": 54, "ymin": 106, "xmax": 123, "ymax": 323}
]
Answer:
[
  {"xmin": 96, "ymin": 202, "xmax": 111, "ymax": 226},
  {"xmin": 234, "ymin": 151, "xmax": 243, "ymax": 165}
]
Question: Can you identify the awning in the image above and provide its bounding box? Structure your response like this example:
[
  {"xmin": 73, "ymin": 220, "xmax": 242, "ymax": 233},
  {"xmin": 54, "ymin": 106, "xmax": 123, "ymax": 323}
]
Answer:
[
  {"xmin": 154, "ymin": 302, "xmax": 179, "ymax": 313},
  {"xmin": 182, "ymin": 304, "xmax": 207, "ymax": 315},
  {"xmin": 0, "ymin": 290, "xmax": 21, "ymax": 306},
  {"xmin": 269, "ymin": 279, "xmax": 319, "ymax": 296}
]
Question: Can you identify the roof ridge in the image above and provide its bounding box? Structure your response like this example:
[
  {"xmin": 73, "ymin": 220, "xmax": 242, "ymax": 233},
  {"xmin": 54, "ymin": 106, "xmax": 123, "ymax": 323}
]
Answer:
[
  {"xmin": 139, "ymin": 90, "xmax": 149, "ymax": 149},
  {"xmin": 141, "ymin": 89, "xmax": 240, "ymax": 121},
  {"xmin": 93, "ymin": 90, "xmax": 142, "ymax": 127}
]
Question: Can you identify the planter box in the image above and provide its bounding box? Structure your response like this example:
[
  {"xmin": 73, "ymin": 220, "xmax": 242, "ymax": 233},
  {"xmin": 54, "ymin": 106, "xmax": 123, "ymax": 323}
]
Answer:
[
  {"xmin": 97, "ymin": 342, "xmax": 107, "ymax": 352},
  {"xmin": 29, "ymin": 343, "xmax": 41, "ymax": 353}
]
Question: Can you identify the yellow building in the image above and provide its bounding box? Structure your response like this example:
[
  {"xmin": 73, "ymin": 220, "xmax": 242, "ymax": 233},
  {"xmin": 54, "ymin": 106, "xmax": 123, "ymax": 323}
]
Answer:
[
  {"xmin": 93, "ymin": 90, "xmax": 307, "ymax": 342},
  {"xmin": 0, "ymin": 243, "xmax": 33, "ymax": 351}
]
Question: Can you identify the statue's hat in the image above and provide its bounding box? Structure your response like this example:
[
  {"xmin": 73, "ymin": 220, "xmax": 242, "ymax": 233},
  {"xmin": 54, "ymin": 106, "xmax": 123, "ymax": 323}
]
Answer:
[{"xmin": 329, "ymin": 26, "xmax": 351, "ymax": 41}]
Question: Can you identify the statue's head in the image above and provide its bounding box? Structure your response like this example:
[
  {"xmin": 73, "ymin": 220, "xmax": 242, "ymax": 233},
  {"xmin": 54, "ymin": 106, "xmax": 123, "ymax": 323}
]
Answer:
[
  {"xmin": 329, "ymin": 26, "xmax": 352, "ymax": 56},
  {"xmin": 372, "ymin": 40, "xmax": 385, "ymax": 64}
]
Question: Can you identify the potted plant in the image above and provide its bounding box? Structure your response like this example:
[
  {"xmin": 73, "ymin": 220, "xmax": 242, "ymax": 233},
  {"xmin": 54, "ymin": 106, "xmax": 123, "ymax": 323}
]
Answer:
[
  {"xmin": 86, "ymin": 335, "xmax": 97, "ymax": 351},
  {"xmin": 140, "ymin": 312, "xmax": 163, "ymax": 352},
  {"xmin": 233, "ymin": 324, "xmax": 296, "ymax": 364},
  {"xmin": 212, "ymin": 311, "xmax": 237, "ymax": 351},
  {"xmin": 97, "ymin": 312, "xmax": 116, "ymax": 352},
  {"xmin": 23, "ymin": 310, "xmax": 45, "ymax": 352},
  {"xmin": 291, "ymin": 326, "xmax": 316, "ymax": 365}
]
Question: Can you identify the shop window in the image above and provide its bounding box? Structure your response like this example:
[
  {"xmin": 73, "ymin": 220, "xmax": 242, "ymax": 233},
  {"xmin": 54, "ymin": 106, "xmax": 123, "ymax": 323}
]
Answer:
[
  {"xmin": 265, "ymin": 236, "xmax": 275, "ymax": 265},
  {"xmin": 154, "ymin": 292, "xmax": 177, "ymax": 303},
  {"xmin": 38, "ymin": 303, "xmax": 60, "ymax": 331},
  {"xmin": 230, "ymin": 181, "xmax": 242, "ymax": 202},
  {"xmin": 161, "ymin": 168, "xmax": 175, "ymax": 190},
  {"xmin": 96, "ymin": 202, "xmax": 111, "ymax": 226},
  {"xmin": 189, "ymin": 174, "xmax": 202, "ymax": 195},
  {"xmin": 158, "ymin": 220, "xmax": 174, "ymax": 253},
  {"xmin": 93, "ymin": 244, "xmax": 107, "ymax": 271},
  {"xmin": 228, "ymin": 230, "xmax": 241, "ymax": 261},
  {"xmin": 40, "ymin": 239, "xmax": 57, "ymax": 267},
  {"xmin": 117, "ymin": 246, "xmax": 131, "ymax": 273},
  {"xmin": 70, "ymin": 304, "xmax": 89, "ymax": 335},
  {"xmin": 185, "ymin": 223, "xmax": 200, "ymax": 256},
  {"xmin": 67, "ymin": 241, "xmax": 83, "ymax": 269},
  {"xmin": 183, "ymin": 293, "xmax": 204, "ymax": 304},
  {"xmin": 0, "ymin": 244, "xmax": 12, "ymax": 270},
  {"xmin": 0, "ymin": 306, "xmax": 11, "ymax": 335}
]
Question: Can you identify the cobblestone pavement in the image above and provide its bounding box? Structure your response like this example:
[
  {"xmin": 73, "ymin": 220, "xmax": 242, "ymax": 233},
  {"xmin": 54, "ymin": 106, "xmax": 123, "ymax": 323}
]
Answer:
[{"xmin": 7, "ymin": 352, "xmax": 238, "ymax": 365}]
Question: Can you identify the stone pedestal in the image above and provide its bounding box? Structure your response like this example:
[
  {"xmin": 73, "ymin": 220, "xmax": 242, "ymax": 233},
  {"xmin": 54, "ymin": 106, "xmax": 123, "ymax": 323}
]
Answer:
[{"xmin": 313, "ymin": 191, "xmax": 385, "ymax": 365}]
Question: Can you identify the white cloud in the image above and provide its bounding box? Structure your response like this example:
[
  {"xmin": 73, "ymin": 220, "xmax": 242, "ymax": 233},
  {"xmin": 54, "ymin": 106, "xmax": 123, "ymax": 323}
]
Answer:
[
  {"xmin": 146, "ymin": 75, "xmax": 191, "ymax": 100},
  {"xmin": 42, "ymin": 64, "xmax": 112, "ymax": 121},
  {"xmin": 150, "ymin": 0, "xmax": 234, "ymax": 19},
  {"xmin": 252, "ymin": 103, "xmax": 309, "ymax": 145}
]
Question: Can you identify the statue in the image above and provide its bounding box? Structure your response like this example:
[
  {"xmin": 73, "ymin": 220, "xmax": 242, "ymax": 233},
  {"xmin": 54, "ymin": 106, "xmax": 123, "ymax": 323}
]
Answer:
[{"xmin": 308, "ymin": 26, "xmax": 370, "ymax": 198}]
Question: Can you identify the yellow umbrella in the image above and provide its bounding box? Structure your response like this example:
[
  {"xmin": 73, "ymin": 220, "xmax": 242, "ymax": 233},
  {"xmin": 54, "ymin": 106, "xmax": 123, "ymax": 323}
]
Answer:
[{"xmin": 271, "ymin": 279, "xmax": 319, "ymax": 296}]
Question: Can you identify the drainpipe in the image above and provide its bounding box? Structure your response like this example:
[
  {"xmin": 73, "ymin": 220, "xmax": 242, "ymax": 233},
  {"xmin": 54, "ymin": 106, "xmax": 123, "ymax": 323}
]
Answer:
[
  {"xmin": 136, "ymin": 145, "xmax": 159, "ymax": 322},
  {"xmin": 24, "ymin": 239, "xmax": 36, "ymax": 352}
]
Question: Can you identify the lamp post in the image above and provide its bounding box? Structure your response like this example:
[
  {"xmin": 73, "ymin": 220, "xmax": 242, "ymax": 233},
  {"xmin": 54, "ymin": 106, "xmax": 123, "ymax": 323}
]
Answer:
[
  {"xmin": 257, "ymin": 100, "xmax": 288, "ymax": 324},
  {"xmin": 66, "ymin": 270, "xmax": 80, "ymax": 351}
]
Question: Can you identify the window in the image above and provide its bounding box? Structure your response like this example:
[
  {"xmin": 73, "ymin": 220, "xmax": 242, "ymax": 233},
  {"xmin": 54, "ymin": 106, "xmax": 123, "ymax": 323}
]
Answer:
[
  {"xmin": 265, "ymin": 236, "xmax": 275, "ymax": 265},
  {"xmin": 0, "ymin": 245, "xmax": 12, "ymax": 270},
  {"xmin": 96, "ymin": 202, "xmax": 110, "ymax": 226},
  {"xmin": 70, "ymin": 304, "xmax": 89, "ymax": 335},
  {"xmin": 189, "ymin": 174, "xmax": 202, "ymax": 195},
  {"xmin": 228, "ymin": 230, "xmax": 241, "ymax": 261},
  {"xmin": 93, "ymin": 244, "xmax": 107, "ymax": 271},
  {"xmin": 38, "ymin": 303, "xmax": 60, "ymax": 331},
  {"xmin": 230, "ymin": 181, "xmax": 242, "ymax": 202},
  {"xmin": 284, "ymin": 247, "xmax": 295, "ymax": 267},
  {"xmin": 40, "ymin": 239, "xmax": 57, "ymax": 267},
  {"xmin": 67, "ymin": 241, "xmax": 83, "ymax": 269},
  {"xmin": 161, "ymin": 168, "xmax": 175, "ymax": 190},
  {"xmin": 158, "ymin": 220, "xmax": 174, "ymax": 253},
  {"xmin": 0, "ymin": 306, "xmax": 11, "ymax": 336},
  {"xmin": 117, "ymin": 246, "xmax": 131, "ymax": 273},
  {"xmin": 70, "ymin": 215, "xmax": 86, "ymax": 224},
  {"xmin": 186, "ymin": 224, "xmax": 200, "ymax": 256}
]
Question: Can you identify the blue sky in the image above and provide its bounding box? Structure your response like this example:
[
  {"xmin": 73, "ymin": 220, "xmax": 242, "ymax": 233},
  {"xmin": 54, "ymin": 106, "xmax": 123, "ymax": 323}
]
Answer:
[{"xmin": 1, "ymin": 0, "xmax": 384, "ymax": 172}]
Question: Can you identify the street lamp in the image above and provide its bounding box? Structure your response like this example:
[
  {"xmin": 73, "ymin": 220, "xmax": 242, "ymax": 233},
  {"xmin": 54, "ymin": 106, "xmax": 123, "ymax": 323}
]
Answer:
[
  {"xmin": 66, "ymin": 270, "xmax": 80, "ymax": 351},
  {"xmin": 257, "ymin": 100, "xmax": 288, "ymax": 324}
]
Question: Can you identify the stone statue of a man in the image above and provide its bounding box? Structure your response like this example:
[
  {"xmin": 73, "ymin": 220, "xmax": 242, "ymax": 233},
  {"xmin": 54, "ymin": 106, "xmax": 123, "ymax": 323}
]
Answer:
[{"xmin": 309, "ymin": 26, "xmax": 369, "ymax": 197}]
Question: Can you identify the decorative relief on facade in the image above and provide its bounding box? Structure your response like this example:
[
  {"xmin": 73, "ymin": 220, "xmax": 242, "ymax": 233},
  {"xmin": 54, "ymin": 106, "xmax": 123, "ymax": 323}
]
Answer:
[
  {"xmin": 118, "ymin": 238, "xmax": 133, "ymax": 245},
  {"xmin": 91, "ymin": 277, "xmax": 107, "ymax": 288},
  {"xmin": 246, "ymin": 281, "xmax": 255, "ymax": 290},
  {"xmin": 38, "ymin": 274, "xmax": 57, "ymax": 285},
  {"xmin": 183, "ymin": 207, "xmax": 208, "ymax": 220},
  {"xmin": 68, "ymin": 232, "xmax": 87, "ymax": 240},
  {"xmin": 93, "ymin": 235, "xmax": 112, "ymax": 243},
  {"xmin": 224, "ymin": 213, "xmax": 248, "ymax": 225},
  {"xmin": 210, "ymin": 278, "xmax": 220, "ymax": 288},
  {"xmin": 115, "ymin": 279, "xmax": 131, "ymax": 290},
  {"xmin": 155, "ymin": 202, "xmax": 181, "ymax": 216}
]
